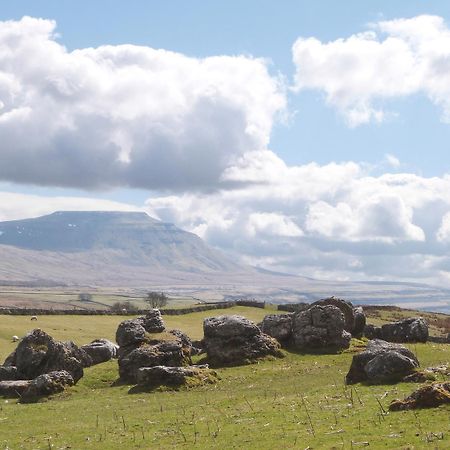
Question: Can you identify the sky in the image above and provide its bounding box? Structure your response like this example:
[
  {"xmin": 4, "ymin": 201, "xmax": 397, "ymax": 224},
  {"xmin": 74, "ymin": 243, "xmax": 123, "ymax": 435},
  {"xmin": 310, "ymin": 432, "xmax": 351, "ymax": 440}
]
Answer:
[{"xmin": 2, "ymin": 1, "xmax": 450, "ymax": 285}]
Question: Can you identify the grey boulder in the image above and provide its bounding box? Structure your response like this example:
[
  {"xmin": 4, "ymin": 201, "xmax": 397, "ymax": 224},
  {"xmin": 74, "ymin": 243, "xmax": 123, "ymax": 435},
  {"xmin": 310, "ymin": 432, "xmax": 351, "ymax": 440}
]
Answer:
[
  {"xmin": 20, "ymin": 370, "xmax": 74, "ymax": 403},
  {"xmin": 346, "ymin": 339, "xmax": 419, "ymax": 384},
  {"xmin": 81, "ymin": 339, "xmax": 118, "ymax": 365},
  {"xmin": 260, "ymin": 314, "xmax": 293, "ymax": 345},
  {"xmin": 291, "ymin": 305, "xmax": 351, "ymax": 352},
  {"xmin": 380, "ymin": 317, "xmax": 428, "ymax": 343},
  {"xmin": 203, "ymin": 315, "xmax": 283, "ymax": 367}
]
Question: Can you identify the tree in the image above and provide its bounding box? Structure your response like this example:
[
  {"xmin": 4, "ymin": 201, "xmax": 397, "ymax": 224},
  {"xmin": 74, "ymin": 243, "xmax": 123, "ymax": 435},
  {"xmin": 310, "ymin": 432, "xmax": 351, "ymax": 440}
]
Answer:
[
  {"xmin": 78, "ymin": 293, "xmax": 93, "ymax": 302},
  {"xmin": 110, "ymin": 301, "xmax": 139, "ymax": 313},
  {"xmin": 145, "ymin": 291, "xmax": 168, "ymax": 309}
]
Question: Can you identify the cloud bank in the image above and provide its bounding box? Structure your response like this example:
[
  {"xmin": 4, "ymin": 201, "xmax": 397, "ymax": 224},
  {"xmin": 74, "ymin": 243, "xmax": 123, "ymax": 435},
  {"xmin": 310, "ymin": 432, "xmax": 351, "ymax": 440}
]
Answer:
[
  {"xmin": 0, "ymin": 16, "xmax": 285, "ymax": 190},
  {"xmin": 292, "ymin": 15, "xmax": 450, "ymax": 126}
]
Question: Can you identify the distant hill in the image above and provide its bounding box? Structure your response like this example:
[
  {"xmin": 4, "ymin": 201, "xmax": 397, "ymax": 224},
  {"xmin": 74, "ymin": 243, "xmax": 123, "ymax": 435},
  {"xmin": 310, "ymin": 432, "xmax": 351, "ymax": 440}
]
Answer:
[
  {"xmin": 1, "ymin": 211, "xmax": 450, "ymax": 313},
  {"xmin": 0, "ymin": 211, "xmax": 248, "ymax": 285}
]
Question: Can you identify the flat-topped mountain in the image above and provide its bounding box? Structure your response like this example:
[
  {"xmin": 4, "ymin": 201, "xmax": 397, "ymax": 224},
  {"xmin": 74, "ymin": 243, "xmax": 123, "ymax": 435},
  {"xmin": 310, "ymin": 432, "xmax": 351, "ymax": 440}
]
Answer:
[{"xmin": 0, "ymin": 211, "xmax": 246, "ymax": 285}]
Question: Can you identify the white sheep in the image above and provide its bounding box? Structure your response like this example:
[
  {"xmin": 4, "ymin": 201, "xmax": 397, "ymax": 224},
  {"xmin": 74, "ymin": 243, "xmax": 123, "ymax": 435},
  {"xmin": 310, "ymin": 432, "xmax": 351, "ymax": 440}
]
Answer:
[
  {"xmin": 31, "ymin": 315, "xmax": 38, "ymax": 321},
  {"xmin": 12, "ymin": 335, "xmax": 19, "ymax": 342}
]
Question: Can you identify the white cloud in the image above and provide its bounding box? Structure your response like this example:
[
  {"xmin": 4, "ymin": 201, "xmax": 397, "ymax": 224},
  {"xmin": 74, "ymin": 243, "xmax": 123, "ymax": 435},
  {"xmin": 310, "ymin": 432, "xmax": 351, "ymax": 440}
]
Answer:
[
  {"xmin": 0, "ymin": 191, "xmax": 139, "ymax": 222},
  {"xmin": 292, "ymin": 15, "xmax": 450, "ymax": 125},
  {"xmin": 385, "ymin": 153, "xmax": 401, "ymax": 168},
  {"xmin": 0, "ymin": 16, "xmax": 286, "ymax": 190}
]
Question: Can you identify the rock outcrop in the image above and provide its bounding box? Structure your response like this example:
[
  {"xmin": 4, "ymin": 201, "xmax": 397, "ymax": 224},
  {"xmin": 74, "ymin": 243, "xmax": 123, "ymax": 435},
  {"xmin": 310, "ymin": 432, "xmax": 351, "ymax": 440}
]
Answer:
[
  {"xmin": 2, "ymin": 329, "xmax": 89, "ymax": 383},
  {"xmin": 389, "ymin": 382, "xmax": 450, "ymax": 411},
  {"xmin": 115, "ymin": 311, "xmax": 194, "ymax": 383},
  {"xmin": 346, "ymin": 339, "xmax": 419, "ymax": 384},
  {"xmin": 311, "ymin": 298, "xmax": 355, "ymax": 333},
  {"xmin": 203, "ymin": 315, "xmax": 283, "ymax": 366},
  {"xmin": 291, "ymin": 305, "xmax": 351, "ymax": 352},
  {"xmin": 260, "ymin": 314, "xmax": 293, "ymax": 346},
  {"xmin": 81, "ymin": 339, "xmax": 118, "ymax": 365},
  {"xmin": 352, "ymin": 307, "xmax": 366, "ymax": 337},
  {"xmin": 20, "ymin": 370, "xmax": 74, "ymax": 403},
  {"xmin": 380, "ymin": 317, "xmax": 428, "ymax": 343},
  {"xmin": 136, "ymin": 365, "xmax": 218, "ymax": 389}
]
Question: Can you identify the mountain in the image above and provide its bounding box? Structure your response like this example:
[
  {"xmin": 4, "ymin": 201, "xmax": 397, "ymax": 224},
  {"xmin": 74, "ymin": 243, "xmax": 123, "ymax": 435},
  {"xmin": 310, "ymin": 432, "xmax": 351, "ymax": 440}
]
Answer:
[
  {"xmin": 0, "ymin": 211, "xmax": 247, "ymax": 285},
  {"xmin": 1, "ymin": 211, "xmax": 450, "ymax": 313}
]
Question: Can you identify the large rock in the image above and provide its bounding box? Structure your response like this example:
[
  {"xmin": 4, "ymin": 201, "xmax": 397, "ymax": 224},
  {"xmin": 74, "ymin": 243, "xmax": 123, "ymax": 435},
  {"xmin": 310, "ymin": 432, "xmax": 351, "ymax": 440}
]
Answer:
[
  {"xmin": 291, "ymin": 305, "xmax": 351, "ymax": 352},
  {"xmin": 81, "ymin": 339, "xmax": 118, "ymax": 365},
  {"xmin": 260, "ymin": 314, "xmax": 293, "ymax": 345},
  {"xmin": 118, "ymin": 334, "xmax": 191, "ymax": 383},
  {"xmin": 115, "ymin": 309, "xmax": 165, "ymax": 348},
  {"xmin": 311, "ymin": 297, "xmax": 355, "ymax": 333},
  {"xmin": 20, "ymin": 370, "xmax": 74, "ymax": 403},
  {"xmin": 346, "ymin": 339, "xmax": 419, "ymax": 384},
  {"xmin": 352, "ymin": 307, "xmax": 366, "ymax": 337},
  {"xmin": 380, "ymin": 317, "xmax": 428, "ymax": 343},
  {"xmin": 136, "ymin": 365, "xmax": 218, "ymax": 389},
  {"xmin": 390, "ymin": 382, "xmax": 450, "ymax": 411},
  {"xmin": 3, "ymin": 329, "xmax": 88, "ymax": 383},
  {"xmin": 0, "ymin": 366, "xmax": 20, "ymax": 381},
  {"xmin": 0, "ymin": 380, "xmax": 31, "ymax": 398},
  {"xmin": 203, "ymin": 315, "xmax": 283, "ymax": 367}
]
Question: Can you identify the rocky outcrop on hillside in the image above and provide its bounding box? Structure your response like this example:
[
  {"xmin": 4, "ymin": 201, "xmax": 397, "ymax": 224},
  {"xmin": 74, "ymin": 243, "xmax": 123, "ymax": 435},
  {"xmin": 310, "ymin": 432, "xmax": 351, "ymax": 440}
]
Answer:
[{"xmin": 202, "ymin": 315, "xmax": 283, "ymax": 367}]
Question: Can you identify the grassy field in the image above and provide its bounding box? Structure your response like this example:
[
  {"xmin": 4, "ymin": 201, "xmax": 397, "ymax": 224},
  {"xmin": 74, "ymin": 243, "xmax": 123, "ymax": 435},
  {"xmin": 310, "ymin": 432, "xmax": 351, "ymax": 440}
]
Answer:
[{"xmin": 0, "ymin": 307, "xmax": 449, "ymax": 449}]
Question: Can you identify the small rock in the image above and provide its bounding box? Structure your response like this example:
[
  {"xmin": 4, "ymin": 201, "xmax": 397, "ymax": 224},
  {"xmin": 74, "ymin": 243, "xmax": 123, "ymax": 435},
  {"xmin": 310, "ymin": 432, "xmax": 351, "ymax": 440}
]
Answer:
[
  {"xmin": 352, "ymin": 307, "xmax": 366, "ymax": 337},
  {"xmin": 390, "ymin": 382, "xmax": 450, "ymax": 411},
  {"xmin": 364, "ymin": 324, "xmax": 382, "ymax": 340},
  {"xmin": 136, "ymin": 365, "xmax": 217, "ymax": 389}
]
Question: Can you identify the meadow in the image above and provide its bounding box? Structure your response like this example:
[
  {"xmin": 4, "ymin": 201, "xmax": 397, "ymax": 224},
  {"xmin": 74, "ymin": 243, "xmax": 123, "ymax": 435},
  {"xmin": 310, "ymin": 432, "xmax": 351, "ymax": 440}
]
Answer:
[{"xmin": 0, "ymin": 306, "xmax": 449, "ymax": 449}]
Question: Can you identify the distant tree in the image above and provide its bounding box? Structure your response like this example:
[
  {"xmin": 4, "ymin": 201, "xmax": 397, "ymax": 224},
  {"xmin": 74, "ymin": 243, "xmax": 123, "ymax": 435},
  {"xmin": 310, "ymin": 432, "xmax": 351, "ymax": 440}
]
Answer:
[
  {"xmin": 78, "ymin": 293, "xmax": 93, "ymax": 302},
  {"xmin": 110, "ymin": 301, "xmax": 139, "ymax": 313},
  {"xmin": 145, "ymin": 291, "xmax": 168, "ymax": 309}
]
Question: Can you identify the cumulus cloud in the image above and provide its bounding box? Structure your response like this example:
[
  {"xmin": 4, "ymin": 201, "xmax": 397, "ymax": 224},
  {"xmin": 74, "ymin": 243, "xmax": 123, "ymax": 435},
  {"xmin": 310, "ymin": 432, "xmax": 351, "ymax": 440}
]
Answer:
[
  {"xmin": 292, "ymin": 15, "xmax": 450, "ymax": 125},
  {"xmin": 145, "ymin": 153, "xmax": 450, "ymax": 284},
  {"xmin": 0, "ymin": 16, "xmax": 285, "ymax": 190}
]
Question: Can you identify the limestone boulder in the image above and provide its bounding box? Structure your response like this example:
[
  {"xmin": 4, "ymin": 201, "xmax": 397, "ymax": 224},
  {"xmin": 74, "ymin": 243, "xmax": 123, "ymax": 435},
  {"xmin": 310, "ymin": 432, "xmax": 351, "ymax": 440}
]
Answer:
[
  {"xmin": 20, "ymin": 370, "xmax": 74, "ymax": 403},
  {"xmin": 203, "ymin": 315, "xmax": 283, "ymax": 367},
  {"xmin": 81, "ymin": 339, "xmax": 118, "ymax": 365},
  {"xmin": 291, "ymin": 305, "xmax": 351, "ymax": 352},
  {"xmin": 3, "ymin": 329, "xmax": 88, "ymax": 383},
  {"xmin": 136, "ymin": 364, "xmax": 217, "ymax": 389},
  {"xmin": 380, "ymin": 317, "xmax": 428, "ymax": 343},
  {"xmin": 346, "ymin": 339, "xmax": 419, "ymax": 384},
  {"xmin": 260, "ymin": 314, "xmax": 293, "ymax": 345}
]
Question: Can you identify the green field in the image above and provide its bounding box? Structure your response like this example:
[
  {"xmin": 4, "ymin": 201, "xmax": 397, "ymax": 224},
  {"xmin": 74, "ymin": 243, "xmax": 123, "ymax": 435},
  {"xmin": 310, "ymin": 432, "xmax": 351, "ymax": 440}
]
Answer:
[{"xmin": 0, "ymin": 307, "xmax": 450, "ymax": 449}]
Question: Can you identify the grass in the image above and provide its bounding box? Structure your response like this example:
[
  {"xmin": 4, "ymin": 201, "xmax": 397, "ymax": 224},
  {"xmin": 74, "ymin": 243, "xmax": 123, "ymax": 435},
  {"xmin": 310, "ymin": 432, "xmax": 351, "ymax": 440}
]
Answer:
[{"xmin": 0, "ymin": 307, "xmax": 449, "ymax": 449}]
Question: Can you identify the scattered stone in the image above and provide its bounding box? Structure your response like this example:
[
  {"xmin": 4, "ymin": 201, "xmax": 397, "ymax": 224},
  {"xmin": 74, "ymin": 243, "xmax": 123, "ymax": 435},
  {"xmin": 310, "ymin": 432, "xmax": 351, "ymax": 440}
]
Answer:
[
  {"xmin": 352, "ymin": 307, "xmax": 366, "ymax": 337},
  {"xmin": 364, "ymin": 324, "xmax": 382, "ymax": 340},
  {"xmin": 402, "ymin": 370, "xmax": 436, "ymax": 383},
  {"xmin": 0, "ymin": 366, "xmax": 20, "ymax": 381},
  {"xmin": 291, "ymin": 305, "xmax": 351, "ymax": 352},
  {"xmin": 389, "ymin": 382, "xmax": 450, "ymax": 411},
  {"xmin": 260, "ymin": 314, "xmax": 293, "ymax": 345},
  {"xmin": 3, "ymin": 329, "xmax": 88, "ymax": 383},
  {"xmin": 346, "ymin": 339, "xmax": 419, "ymax": 384},
  {"xmin": 0, "ymin": 380, "xmax": 31, "ymax": 398},
  {"xmin": 115, "ymin": 309, "xmax": 166, "ymax": 349},
  {"xmin": 136, "ymin": 365, "xmax": 218, "ymax": 389},
  {"xmin": 380, "ymin": 317, "xmax": 428, "ymax": 343},
  {"xmin": 81, "ymin": 339, "xmax": 118, "ymax": 365},
  {"xmin": 118, "ymin": 335, "xmax": 191, "ymax": 383},
  {"xmin": 311, "ymin": 297, "xmax": 355, "ymax": 334},
  {"xmin": 203, "ymin": 315, "xmax": 283, "ymax": 367},
  {"xmin": 20, "ymin": 370, "xmax": 74, "ymax": 403}
]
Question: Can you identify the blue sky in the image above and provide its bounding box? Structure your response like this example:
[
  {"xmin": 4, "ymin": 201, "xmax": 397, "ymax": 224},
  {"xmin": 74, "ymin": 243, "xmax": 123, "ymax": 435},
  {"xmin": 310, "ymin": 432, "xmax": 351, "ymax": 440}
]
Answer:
[
  {"xmin": 2, "ymin": 0, "xmax": 450, "ymax": 176},
  {"xmin": 2, "ymin": 2, "xmax": 450, "ymax": 285}
]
